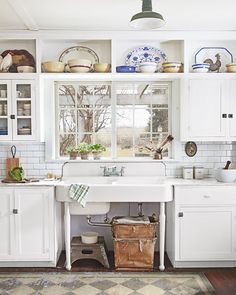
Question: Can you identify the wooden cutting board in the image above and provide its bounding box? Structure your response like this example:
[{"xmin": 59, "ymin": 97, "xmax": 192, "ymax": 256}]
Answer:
[
  {"xmin": 5, "ymin": 158, "xmax": 20, "ymax": 180},
  {"xmin": 5, "ymin": 145, "xmax": 20, "ymax": 180}
]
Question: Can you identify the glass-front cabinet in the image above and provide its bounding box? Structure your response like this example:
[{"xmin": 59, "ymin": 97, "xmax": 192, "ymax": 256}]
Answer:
[{"xmin": 0, "ymin": 80, "xmax": 35, "ymax": 141}]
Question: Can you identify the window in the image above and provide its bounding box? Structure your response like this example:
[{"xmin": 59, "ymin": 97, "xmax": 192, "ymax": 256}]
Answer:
[{"xmin": 56, "ymin": 82, "xmax": 171, "ymax": 159}]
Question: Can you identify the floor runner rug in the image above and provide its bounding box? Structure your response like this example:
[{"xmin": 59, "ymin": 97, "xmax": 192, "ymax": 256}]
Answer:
[{"xmin": 0, "ymin": 272, "xmax": 216, "ymax": 295}]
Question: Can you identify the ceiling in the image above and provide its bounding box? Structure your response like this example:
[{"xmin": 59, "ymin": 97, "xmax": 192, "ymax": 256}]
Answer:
[{"xmin": 1, "ymin": 0, "xmax": 236, "ymax": 31}]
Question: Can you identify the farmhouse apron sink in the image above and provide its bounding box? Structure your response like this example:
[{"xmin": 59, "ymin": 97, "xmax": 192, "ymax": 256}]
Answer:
[{"xmin": 56, "ymin": 161, "xmax": 172, "ymax": 271}]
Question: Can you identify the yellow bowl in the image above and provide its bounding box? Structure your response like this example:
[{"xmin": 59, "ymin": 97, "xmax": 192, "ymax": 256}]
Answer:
[
  {"xmin": 94, "ymin": 63, "xmax": 111, "ymax": 73},
  {"xmin": 226, "ymin": 63, "xmax": 236, "ymax": 73},
  {"xmin": 162, "ymin": 62, "xmax": 183, "ymax": 73},
  {"xmin": 42, "ymin": 61, "xmax": 65, "ymax": 73}
]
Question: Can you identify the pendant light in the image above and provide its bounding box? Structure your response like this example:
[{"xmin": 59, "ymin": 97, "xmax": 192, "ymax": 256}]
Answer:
[{"xmin": 130, "ymin": 0, "xmax": 165, "ymax": 30}]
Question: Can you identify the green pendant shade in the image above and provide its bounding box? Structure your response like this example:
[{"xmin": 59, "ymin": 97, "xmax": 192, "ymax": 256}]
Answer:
[{"xmin": 130, "ymin": 0, "xmax": 165, "ymax": 30}]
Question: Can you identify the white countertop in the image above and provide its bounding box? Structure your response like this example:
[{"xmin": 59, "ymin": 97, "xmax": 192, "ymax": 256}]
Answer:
[{"xmin": 1, "ymin": 177, "xmax": 236, "ymax": 187}]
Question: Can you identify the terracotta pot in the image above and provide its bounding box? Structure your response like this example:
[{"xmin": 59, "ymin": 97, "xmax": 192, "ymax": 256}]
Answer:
[
  {"xmin": 69, "ymin": 151, "xmax": 78, "ymax": 160},
  {"xmin": 80, "ymin": 153, "xmax": 89, "ymax": 160}
]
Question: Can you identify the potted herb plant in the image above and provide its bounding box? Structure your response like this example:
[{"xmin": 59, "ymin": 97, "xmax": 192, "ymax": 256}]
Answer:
[
  {"xmin": 90, "ymin": 143, "xmax": 106, "ymax": 160},
  {"xmin": 77, "ymin": 142, "xmax": 91, "ymax": 160},
  {"xmin": 66, "ymin": 146, "xmax": 78, "ymax": 160}
]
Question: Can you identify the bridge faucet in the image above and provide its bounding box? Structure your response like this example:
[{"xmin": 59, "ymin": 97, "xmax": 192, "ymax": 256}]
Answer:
[{"xmin": 100, "ymin": 165, "xmax": 125, "ymax": 177}]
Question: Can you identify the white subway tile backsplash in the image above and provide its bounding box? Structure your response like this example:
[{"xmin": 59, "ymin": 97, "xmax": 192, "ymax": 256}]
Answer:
[{"xmin": 0, "ymin": 142, "xmax": 235, "ymax": 178}]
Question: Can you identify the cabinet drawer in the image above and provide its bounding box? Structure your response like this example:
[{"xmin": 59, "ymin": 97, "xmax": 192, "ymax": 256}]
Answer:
[{"xmin": 174, "ymin": 186, "xmax": 236, "ymax": 205}]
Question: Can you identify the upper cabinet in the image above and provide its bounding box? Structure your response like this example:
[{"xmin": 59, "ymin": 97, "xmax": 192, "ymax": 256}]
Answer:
[
  {"xmin": 181, "ymin": 78, "xmax": 236, "ymax": 141},
  {"xmin": 0, "ymin": 80, "xmax": 35, "ymax": 141}
]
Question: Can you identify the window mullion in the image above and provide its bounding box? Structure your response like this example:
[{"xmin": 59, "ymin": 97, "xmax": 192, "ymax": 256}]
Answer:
[{"xmin": 111, "ymin": 82, "xmax": 117, "ymax": 159}]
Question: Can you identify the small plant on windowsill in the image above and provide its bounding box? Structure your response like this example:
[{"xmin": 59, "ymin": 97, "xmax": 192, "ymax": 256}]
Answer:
[
  {"xmin": 90, "ymin": 144, "xmax": 106, "ymax": 160},
  {"xmin": 77, "ymin": 142, "xmax": 91, "ymax": 160},
  {"xmin": 66, "ymin": 146, "xmax": 79, "ymax": 160}
]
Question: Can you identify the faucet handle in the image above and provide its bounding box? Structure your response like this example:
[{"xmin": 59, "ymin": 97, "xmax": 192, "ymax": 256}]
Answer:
[{"xmin": 120, "ymin": 166, "xmax": 125, "ymax": 176}]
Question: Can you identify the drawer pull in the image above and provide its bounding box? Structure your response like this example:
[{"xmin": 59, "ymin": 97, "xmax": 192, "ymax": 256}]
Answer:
[
  {"xmin": 12, "ymin": 209, "xmax": 18, "ymax": 214},
  {"xmin": 178, "ymin": 212, "xmax": 184, "ymax": 217},
  {"xmin": 203, "ymin": 195, "xmax": 212, "ymax": 198}
]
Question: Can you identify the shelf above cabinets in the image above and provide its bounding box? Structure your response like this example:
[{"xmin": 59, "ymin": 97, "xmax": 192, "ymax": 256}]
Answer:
[{"xmin": 0, "ymin": 33, "xmax": 236, "ymax": 76}]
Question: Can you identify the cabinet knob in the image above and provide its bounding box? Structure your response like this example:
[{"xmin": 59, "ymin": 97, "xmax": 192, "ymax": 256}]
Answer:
[
  {"xmin": 10, "ymin": 114, "xmax": 15, "ymax": 119},
  {"xmin": 228, "ymin": 114, "xmax": 233, "ymax": 118},
  {"xmin": 178, "ymin": 212, "xmax": 184, "ymax": 217},
  {"xmin": 222, "ymin": 114, "xmax": 227, "ymax": 118},
  {"xmin": 12, "ymin": 209, "xmax": 18, "ymax": 214}
]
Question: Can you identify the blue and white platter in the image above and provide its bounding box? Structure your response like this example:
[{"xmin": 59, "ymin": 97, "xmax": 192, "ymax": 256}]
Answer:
[{"xmin": 125, "ymin": 46, "xmax": 167, "ymax": 71}]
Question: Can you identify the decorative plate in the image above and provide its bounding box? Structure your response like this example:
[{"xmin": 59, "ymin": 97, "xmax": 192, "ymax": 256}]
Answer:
[
  {"xmin": 59, "ymin": 46, "xmax": 99, "ymax": 72},
  {"xmin": 185, "ymin": 141, "xmax": 197, "ymax": 157},
  {"xmin": 125, "ymin": 46, "xmax": 167, "ymax": 71},
  {"xmin": 194, "ymin": 47, "xmax": 233, "ymax": 73}
]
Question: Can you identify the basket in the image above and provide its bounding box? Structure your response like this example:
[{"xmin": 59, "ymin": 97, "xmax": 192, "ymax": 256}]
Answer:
[{"xmin": 112, "ymin": 216, "xmax": 158, "ymax": 270}]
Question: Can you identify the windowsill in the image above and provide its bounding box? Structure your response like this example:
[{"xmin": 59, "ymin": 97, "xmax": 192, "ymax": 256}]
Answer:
[{"xmin": 45, "ymin": 156, "xmax": 180, "ymax": 163}]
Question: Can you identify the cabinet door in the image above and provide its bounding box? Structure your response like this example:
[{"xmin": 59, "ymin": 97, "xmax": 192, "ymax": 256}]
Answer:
[
  {"xmin": 0, "ymin": 81, "xmax": 12, "ymax": 140},
  {"xmin": 14, "ymin": 188, "xmax": 54, "ymax": 261},
  {"xmin": 228, "ymin": 79, "xmax": 236, "ymax": 138},
  {"xmin": 12, "ymin": 80, "xmax": 35, "ymax": 140},
  {"xmin": 0, "ymin": 189, "xmax": 15, "ymax": 260},
  {"xmin": 186, "ymin": 79, "xmax": 226, "ymax": 139},
  {"xmin": 177, "ymin": 206, "xmax": 236, "ymax": 261}
]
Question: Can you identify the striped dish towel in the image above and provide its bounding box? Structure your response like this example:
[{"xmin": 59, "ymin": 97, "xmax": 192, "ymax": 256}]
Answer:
[{"xmin": 68, "ymin": 184, "xmax": 89, "ymax": 207}]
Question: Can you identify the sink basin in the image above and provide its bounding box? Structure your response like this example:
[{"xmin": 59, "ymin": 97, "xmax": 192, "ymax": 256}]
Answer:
[{"xmin": 56, "ymin": 176, "xmax": 173, "ymax": 213}]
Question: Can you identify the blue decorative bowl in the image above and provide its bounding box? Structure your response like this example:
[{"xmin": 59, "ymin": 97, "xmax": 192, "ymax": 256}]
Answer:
[{"xmin": 116, "ymin": 66, "xmax": 136, "ymax": 73}]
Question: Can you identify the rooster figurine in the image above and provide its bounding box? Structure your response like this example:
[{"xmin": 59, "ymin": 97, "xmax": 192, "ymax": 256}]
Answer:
[{"xmin": 204, "ymin": 53, "xmax": 221, "ymax": 72}]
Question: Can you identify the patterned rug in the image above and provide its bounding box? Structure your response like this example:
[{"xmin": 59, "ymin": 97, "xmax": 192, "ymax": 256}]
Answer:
[{"xmin": 0, "ymin": 272, "xmax": 215, "ymax": 295}]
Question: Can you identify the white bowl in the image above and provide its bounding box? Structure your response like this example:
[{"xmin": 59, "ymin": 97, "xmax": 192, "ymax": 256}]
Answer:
[
  {"xmin": 17, "ymin": 66, "xmax": 35, "ymax": 73},
  {"xmin": 139, "ymin": 62, "xmax": 157, "ymax": 73},
  {"xmin": 215, "ymin": 168, "xmax": 236, "ymax": 182},
  {"xmin": 192, "ymin": 67, "xmax": 209, "ymax": 73},
  {"xmin": 81, "ymin": 232, "xmax": 98, "ymax": 244},
  {"xmin": 69, "ymin": 65, "xmax": 91, "ymax": 73},
  {"xmin": 68, "ymin": 59, "xmax": 91, "ymax": 67}
]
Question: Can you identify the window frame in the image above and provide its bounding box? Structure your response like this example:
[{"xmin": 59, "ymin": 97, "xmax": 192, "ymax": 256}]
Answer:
[{"xmin": 54, "ymin": 81, "xmax": 172, "ymax": 160}]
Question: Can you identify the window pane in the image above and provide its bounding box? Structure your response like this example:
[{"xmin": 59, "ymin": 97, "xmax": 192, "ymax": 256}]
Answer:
[
  {"xmin": 94, "ymin": 132, "xmax": 111, "ymax": 157},
  {"xmin": 134, "ymin": 133, "xmax": 151, "ymax": 157},
  {"xmin": 151, "ymin": 109, "xmax": 168, "ymax": 133},
  {"xmin": 59, "ymin": 110, "xmax": 76, "ymax": 133},
  {"xmin": 116, "ymin": 107, "xmax": 133, "ymax": 127},
  {"xmin": 77, "ymin": 133, "xmax": 93, "ymax": 144},
  {"xmin": 117, "ymin": 131, "xmax": 133, "ymax": 157},
  {"xmin": 94, "ymin": 107, "xmax": 112, "ymax": 133},
  {"xmin": 134, "ymin": 107, "xmax": 151, "ymax": 132},
  {"xmin": 59, "ymin": 85, "xmax": 76, "ymax": 107},
  {"xmin": 77, "ymin": 109, "xmax": 93, "ymax": 133},
  {"xmin": 59, "ymin": 134, "xmax": 76, "ymax": 156}
]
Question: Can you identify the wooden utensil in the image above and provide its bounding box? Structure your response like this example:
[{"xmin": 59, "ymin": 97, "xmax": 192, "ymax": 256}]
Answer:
[{"xmin": 5, "ymin": 145, "xmax": 20, "ymax": 180}]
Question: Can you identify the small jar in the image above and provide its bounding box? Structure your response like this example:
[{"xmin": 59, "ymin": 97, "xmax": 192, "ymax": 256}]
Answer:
[
  {"xmin": 194, "ymin": 166, "xmax": 204, "ymax": 179},
  {"xmin": 183, "ymin": 166, "xmax": 193, "ymax": 179}
]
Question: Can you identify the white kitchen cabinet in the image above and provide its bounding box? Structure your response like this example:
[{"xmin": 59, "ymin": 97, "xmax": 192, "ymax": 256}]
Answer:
[
  {"xmin": 0, "ymin": 80, "xmax": 35, "ymax": 141},
  {"xmin": 166, "ymin": 186, "xmax": 236, "ymax": 268},
  {"xmin": 181, "ymin": 78, "xmax": 236, "ymax": 141},
  {"xmin": 0, "ymin": 186, "xmax": 61, "ymax": 267}
]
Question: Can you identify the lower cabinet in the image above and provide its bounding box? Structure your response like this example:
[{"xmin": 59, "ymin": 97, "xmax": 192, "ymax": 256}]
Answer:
[
  {"xmin": 166, "ymin": 186, "xmax": 236, "ymax": 268},
  {"xmin": 0, "ymin": 186, "xmax": 62, "ymax": 267}
]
